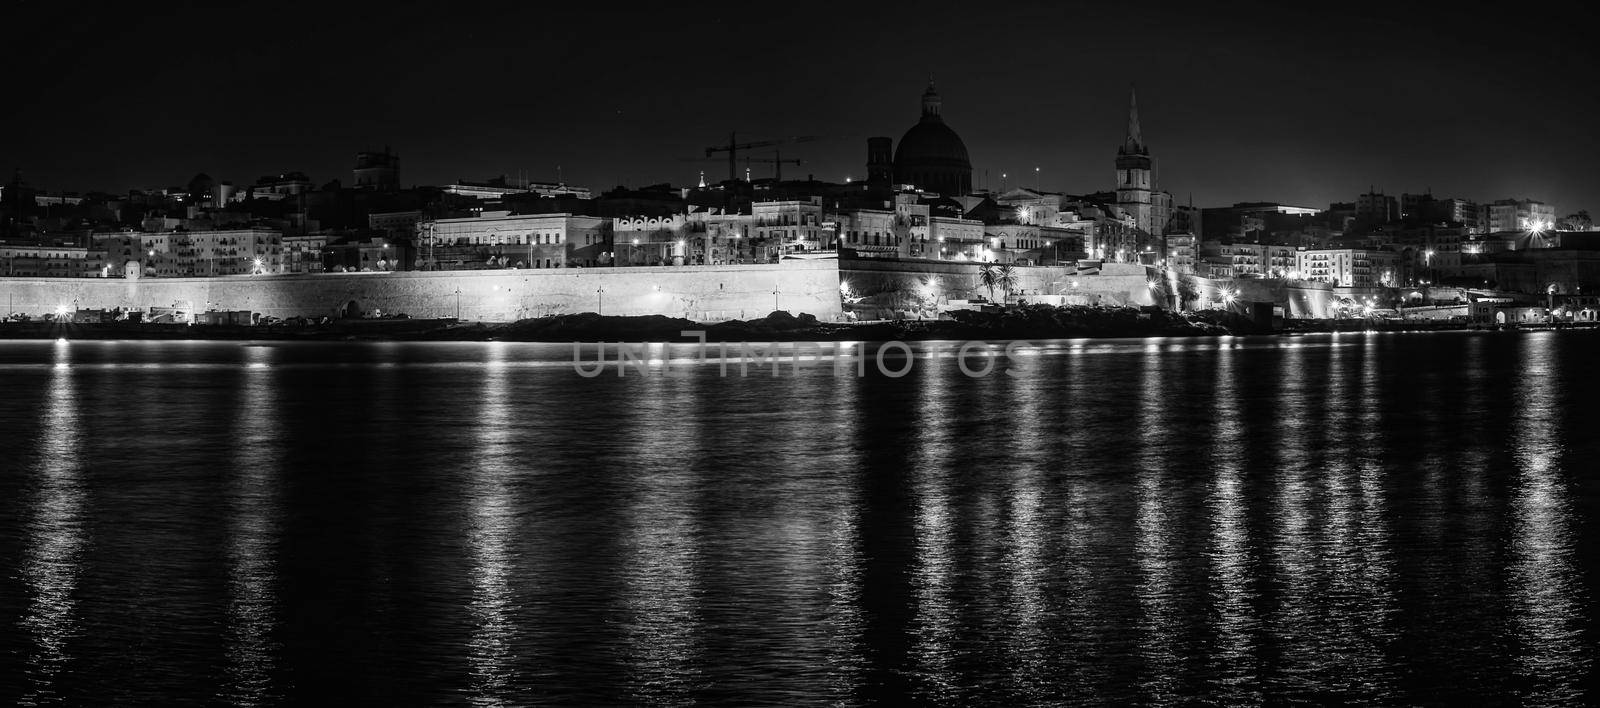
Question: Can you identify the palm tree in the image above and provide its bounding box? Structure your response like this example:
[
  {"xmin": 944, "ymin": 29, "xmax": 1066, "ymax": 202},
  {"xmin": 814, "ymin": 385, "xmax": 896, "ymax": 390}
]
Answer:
[
  {"xmin": 996, "ymin": 264, "xmax": 1018, "ymax": 303},
  {"xmin": 979, "ymin": 263, "xmax": 998, "ymax": 302}
]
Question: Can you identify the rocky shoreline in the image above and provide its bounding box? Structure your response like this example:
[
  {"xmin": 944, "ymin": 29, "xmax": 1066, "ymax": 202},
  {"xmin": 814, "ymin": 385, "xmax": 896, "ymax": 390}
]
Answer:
[{"xmin": 1, "ymin": 305, "xmax": 1493, "ymax": 343}]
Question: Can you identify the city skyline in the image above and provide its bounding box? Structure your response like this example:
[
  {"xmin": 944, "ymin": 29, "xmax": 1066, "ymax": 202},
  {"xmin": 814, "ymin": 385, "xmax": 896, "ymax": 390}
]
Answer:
[{"xmin": 8, "ymin": 1, "xmax": 1598, "ymax": 213}]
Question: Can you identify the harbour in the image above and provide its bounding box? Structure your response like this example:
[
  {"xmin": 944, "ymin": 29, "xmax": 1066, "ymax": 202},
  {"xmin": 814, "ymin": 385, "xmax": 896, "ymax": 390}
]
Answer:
[{"xmin": 1, "ymin": 332, "xmax": 1595, "ymax": 704}]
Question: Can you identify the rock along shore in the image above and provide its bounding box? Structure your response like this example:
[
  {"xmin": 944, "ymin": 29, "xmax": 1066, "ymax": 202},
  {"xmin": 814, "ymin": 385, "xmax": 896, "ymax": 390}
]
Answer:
[{"xmin": 3, "ymin": 305, "xmax": 1486, "ymax": 343}]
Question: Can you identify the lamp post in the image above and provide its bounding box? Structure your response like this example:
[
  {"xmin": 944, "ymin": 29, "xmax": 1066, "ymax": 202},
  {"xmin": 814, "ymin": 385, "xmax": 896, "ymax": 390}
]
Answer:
[
  {"xmin": 1547, "ymin": 283, "xmax": 1557, "ymax": 325},
  {"xmin": 455, "ymin": 286, "xmax": 462, "ymax": 321},
  {"xmin": 597, "ymin": 285, "xmax": 604, "ymax": 315},
  {"xmin": 420, "ymin": 221, "xmax": 435, "ymax": 270}
]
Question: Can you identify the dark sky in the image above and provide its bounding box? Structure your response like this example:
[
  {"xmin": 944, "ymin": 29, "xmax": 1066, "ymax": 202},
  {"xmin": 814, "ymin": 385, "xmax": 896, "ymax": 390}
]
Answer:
[{"xmin": 8, "ymin": 0, "xmax": 1597, "ymax": 214}]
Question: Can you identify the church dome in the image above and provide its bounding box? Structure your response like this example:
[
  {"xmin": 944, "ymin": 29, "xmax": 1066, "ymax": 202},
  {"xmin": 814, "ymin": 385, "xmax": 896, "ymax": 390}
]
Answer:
[
  {"xmin": 892, "ymin": 82, "xmax": 973, "ymax": 196},
  {"xmin": 895, "ymin": 121, "xmax": 971, "ymax": 168}
]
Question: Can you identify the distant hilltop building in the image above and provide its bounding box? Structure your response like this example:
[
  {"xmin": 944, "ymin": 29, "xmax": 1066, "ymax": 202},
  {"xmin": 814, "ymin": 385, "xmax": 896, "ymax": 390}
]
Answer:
[
  {"xmin": 353, "ymin": 148, "xmax": 400, "ymax": 190},
  {"xmin": 1352, "ymin": 191, "xmax": 1545, "ymax": 234},
  {"xmin": 1487, "ymin": 198, "xmax": 1555, "ymax": 232},
  {"xmin": 867, "ymin": 82, "xmax": 973, "ymax": 197},
  {"xmin": 1356, "ymin": 190, "xmax": 1398, "ymax": 223},
  {"xmin": 252, "ymin": 172, "xmax": 315, "ymax": 198},
  {"xmin": 444, "ymin": 175, "xmax": 592, "ymax": 200}
]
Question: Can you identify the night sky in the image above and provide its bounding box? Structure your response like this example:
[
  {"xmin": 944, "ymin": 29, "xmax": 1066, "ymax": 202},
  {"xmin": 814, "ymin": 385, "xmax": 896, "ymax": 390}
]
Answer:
[{"xmin": 8, "ymin": 0, "xmax": 1597, "ymax": 214}]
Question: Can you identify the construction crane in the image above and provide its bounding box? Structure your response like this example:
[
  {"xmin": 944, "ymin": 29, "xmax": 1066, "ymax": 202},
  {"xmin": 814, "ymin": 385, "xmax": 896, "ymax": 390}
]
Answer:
[
  {"xmin": 680, "ymin": 152, "xmax": 804, "ymax": 183},
  {"xmin": 705, "ymin": 133, "xmax": 818, "ymax": 182},
  {"xmin": 757, "ymin": 149, "xmax": 804, "ymax": 182},
  {"xmin": 737, "ymin": 150, "xmax": 803, "ymax": 182}
]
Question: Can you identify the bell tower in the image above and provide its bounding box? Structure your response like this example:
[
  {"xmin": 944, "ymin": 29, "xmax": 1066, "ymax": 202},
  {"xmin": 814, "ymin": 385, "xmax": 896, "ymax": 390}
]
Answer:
[
  {"xmin": 1115, "ymin": 87, "xmax": 1155, "ymax": 233},
  {"xmin": 1115, "ymin": 88, "xmax": 1153, "ymax": 198}
]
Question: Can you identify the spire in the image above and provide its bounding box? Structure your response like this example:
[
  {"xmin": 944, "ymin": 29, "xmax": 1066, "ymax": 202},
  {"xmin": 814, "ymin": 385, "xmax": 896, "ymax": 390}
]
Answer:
[{"xmin": 1125, "ymin": 86, "xmax": 1144, "ymax": 153}]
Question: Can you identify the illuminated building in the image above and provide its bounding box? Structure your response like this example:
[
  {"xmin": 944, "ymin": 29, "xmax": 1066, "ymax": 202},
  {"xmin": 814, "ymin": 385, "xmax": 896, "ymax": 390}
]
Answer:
[
  {"xmin": 1486, "ymin": 198, "xmax": 1556, "ymax": 233},
  {"xmin": 1294, "ymin": 247, "xmax": 1401, "ymax": 287},
  {"xmin": 424, "ymin": 211, "xmax": 609, "ymax": 269}
]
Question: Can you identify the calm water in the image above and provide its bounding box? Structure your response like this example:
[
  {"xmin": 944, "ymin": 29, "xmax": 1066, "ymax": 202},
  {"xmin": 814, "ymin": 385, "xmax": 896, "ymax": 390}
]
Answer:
[{"xmin": 1, "ymin": 332, "xmax": 1596, "ymax": 706}]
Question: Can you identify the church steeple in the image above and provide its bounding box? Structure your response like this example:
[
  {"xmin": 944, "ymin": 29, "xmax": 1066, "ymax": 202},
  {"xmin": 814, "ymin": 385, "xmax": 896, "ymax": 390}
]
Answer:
[{"xmin": 1121, "ymin": 86, "xmax": 1146, "ymax": 156}]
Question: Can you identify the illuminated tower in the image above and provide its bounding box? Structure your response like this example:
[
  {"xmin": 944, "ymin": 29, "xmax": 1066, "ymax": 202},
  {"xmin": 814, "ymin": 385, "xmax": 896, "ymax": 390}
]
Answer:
[{"xmin": 1115, "ymin": 88, "xmax": 1153, "ymax": 221}]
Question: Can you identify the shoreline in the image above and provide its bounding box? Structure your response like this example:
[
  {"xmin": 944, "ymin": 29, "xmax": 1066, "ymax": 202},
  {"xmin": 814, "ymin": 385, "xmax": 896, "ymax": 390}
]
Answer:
[{"xmin": 4, "ymin": 306, "xmax": 1582, "ymax": 343}]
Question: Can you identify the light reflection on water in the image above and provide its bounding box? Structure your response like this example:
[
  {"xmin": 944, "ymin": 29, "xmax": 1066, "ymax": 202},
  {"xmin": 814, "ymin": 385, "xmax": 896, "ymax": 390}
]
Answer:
[
  {"xmin": 909, "ymin": 358, "xmax": 958, "ymax": 705},
  {"xmin": 17, "ymin": 342, "xmax": 85, "ymax": 705},
  {"xmin": 1135, "ymin": 344, "xmax": 1181, "ymax": 703},
  {"xmin": 1000, "ymin": 365, "xmax": 1051, "ymax": 700},
  {"xmin": 219, "ymin": 344, "xmax": 285, "ymax": 705},
  {"xmin": 618, "ymin": 371, "xmax": 707, "ymax": 705},
  {"xmin": 466, "ymin": 344, "xmax": 517, "ymax": 705},
  {"xmin": 0, "ymin": 334, "xmax": 1596, "ymax": 706},
  {"xmin": 1206, "ymin": 340, "xmax": 1258, "ymax": 703},
  {"xmin": 1509, "ymin": 334, "xmax": 1590, "ymax": 704},
  {"xmin": 1353, "ymin": 335, "xmax": 1397, "ymax": 698},
  {"xmin": 1269, "ymin": 337, "xmax": 1319, "ymax": 699}
]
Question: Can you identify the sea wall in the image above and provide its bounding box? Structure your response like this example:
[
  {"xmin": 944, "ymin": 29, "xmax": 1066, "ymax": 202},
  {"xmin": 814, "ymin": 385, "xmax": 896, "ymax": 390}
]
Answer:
[
  {"xmin": 839, "ymin": 259, "xmax": 1160, "ymax": 310},
  {"xmin": 7, "ymin": 258, "xmax": 1368, "ymax": 325},
  {"xmin": 1234, "ymin": 278, "xmax": 1337, "ymax": 319},
  {"xmin": 0, "ymin": 259, "xmax": 844, "ymax": 322}
]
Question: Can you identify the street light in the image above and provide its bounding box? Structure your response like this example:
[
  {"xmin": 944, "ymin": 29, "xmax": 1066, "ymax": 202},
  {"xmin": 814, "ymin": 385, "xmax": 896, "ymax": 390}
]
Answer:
[
  {"xmin": 1547, "ymin": 283, "xmax": 1558, "ymax": 324},
  {"xmin": 597, "ymin": 285, "xmax": 604, "ymax": 315}
]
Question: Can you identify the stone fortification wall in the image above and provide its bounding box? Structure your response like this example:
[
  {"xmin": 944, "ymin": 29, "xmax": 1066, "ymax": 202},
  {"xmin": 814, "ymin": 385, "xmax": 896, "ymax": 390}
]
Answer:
[
  {"xmin": 0, "ymin": 259, "xmax": 843, "ymax": 322},
  {"xmin": 839, "ymin": 258, "xmax": 1160, "ymax": 308},
  {"xmin": 11, "ymin": 258, "xmax": 1359, "ymax": 325}
]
